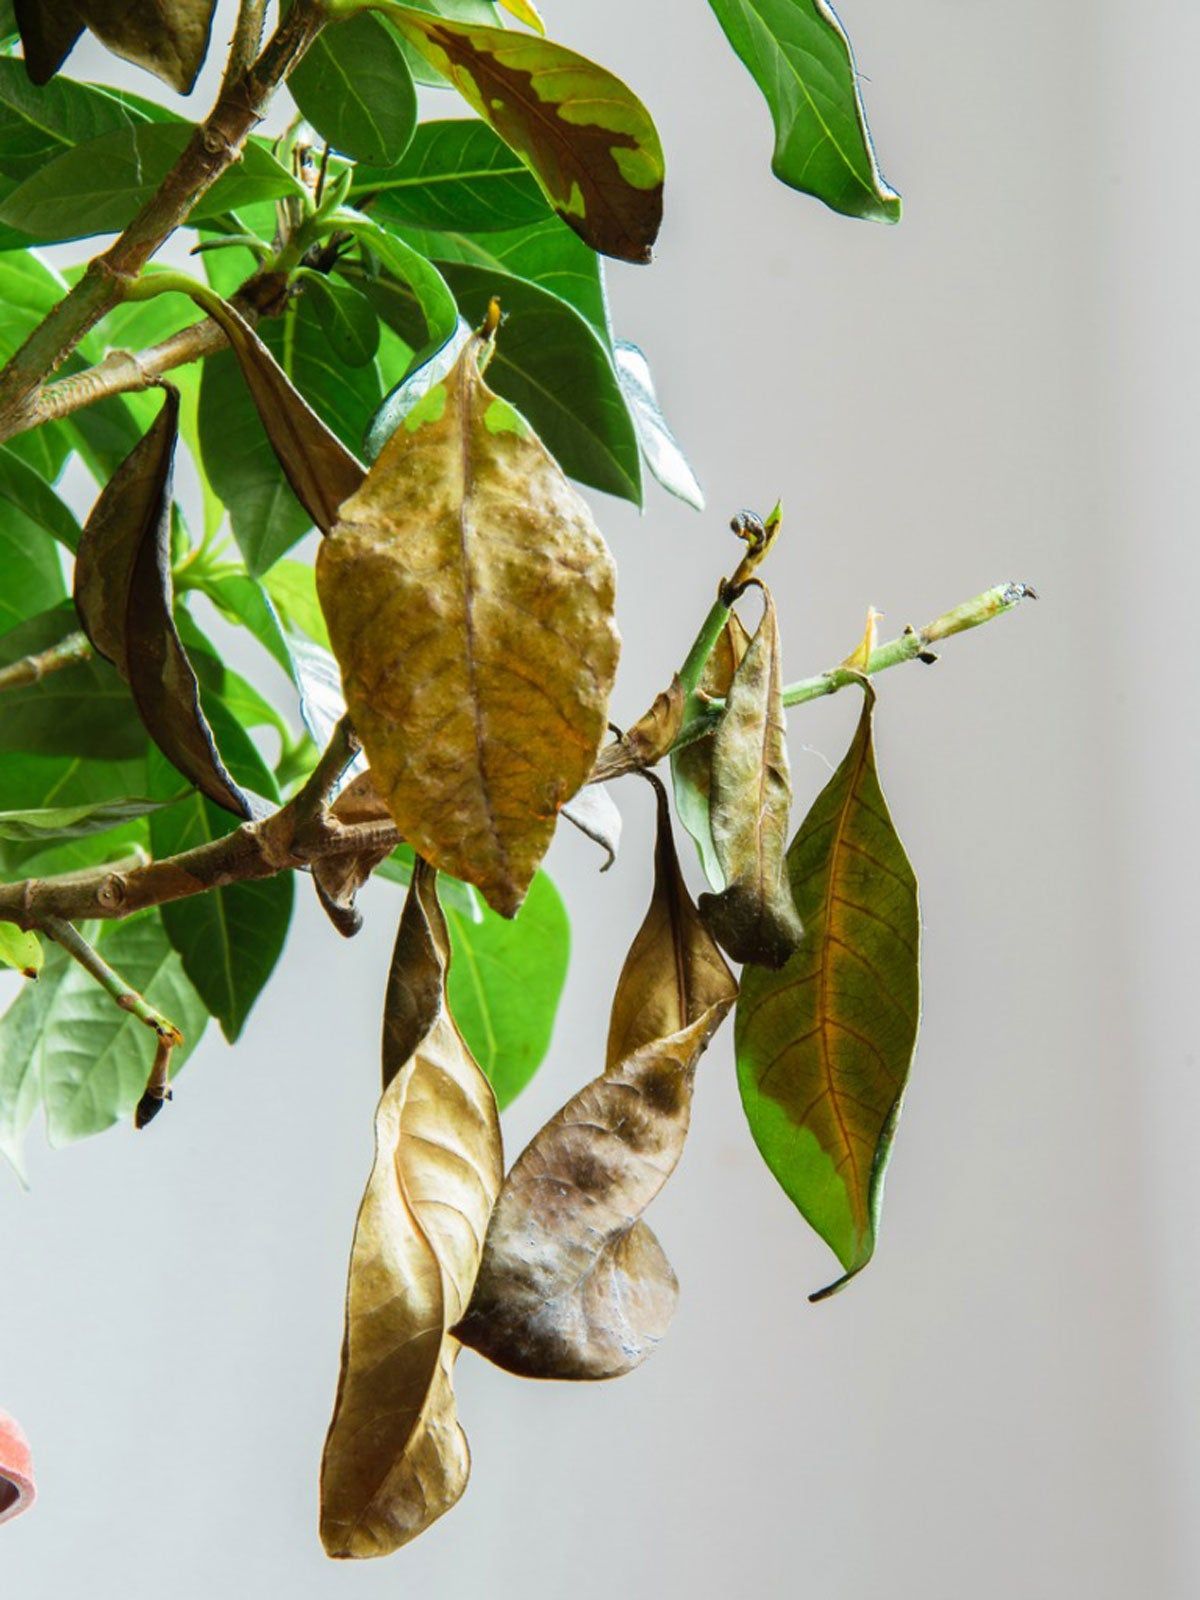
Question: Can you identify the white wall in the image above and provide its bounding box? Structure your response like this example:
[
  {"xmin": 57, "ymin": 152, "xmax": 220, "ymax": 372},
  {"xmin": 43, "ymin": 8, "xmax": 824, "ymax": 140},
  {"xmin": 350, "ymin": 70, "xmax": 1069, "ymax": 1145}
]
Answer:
[{"xmin": 2, "ymin": 2, "xmax": 1193, "ymax": 1595}]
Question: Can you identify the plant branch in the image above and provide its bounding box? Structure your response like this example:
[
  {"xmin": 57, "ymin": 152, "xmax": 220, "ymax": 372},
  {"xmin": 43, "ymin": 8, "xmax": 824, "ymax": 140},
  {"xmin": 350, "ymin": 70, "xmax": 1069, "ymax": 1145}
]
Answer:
[
  {"xmin": 0, "ymin": 631, "xmax": 91, "ymax": 693},
  {"xmin": 0, "ymin": 0, "xmax": 327, "ymax": 440},
  {"xmin": 41, "ymin": 916, "xmax": 183, "ymax": 1045},
  {"xmin": 226, "ymin": 0, "xmax": 271, "ymax": 86}
]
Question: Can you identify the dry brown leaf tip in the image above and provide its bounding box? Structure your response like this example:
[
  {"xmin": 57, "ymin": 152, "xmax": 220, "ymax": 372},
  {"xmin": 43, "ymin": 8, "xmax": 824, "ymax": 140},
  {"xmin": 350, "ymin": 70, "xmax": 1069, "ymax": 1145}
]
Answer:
[
  {"xmin": 456, "ymin": 783, "xmax": 736, "ymax": 1380},
  {"xmin": 320, "ymin": 864, "xmax": 503, "ymax": 1558},
  {"xmin": 317, "ymin": 326, "xmax": 620, "ymax": 919}
]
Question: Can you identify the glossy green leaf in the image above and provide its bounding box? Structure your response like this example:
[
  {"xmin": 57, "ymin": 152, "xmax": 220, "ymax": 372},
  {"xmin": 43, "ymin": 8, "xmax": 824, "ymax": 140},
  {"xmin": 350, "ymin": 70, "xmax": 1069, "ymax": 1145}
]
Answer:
[
  {"xmin": 0, "ymin": 606, "xmax": 143, "ymax": 759},
  {"xmin": 0, "ymin": 124, "xmax": 301, "ymax": 243},
  {"xmin": 290, "ymin": 10, "xmax": 417, "ymax": 166},
  {"xmin": 0, "ymin": 56, "xmax": 173, "ymax": 180},
  {"xmin": 0, "ymin": 924, "xmax": 41, "ymax": 976},
  {"xmin": 0, "ymin": 909, "xmax": 208, "ymax": 1176},
  {"xmin": 0, "ymin": 445, "xmax": 81, "ymax": 552},
  {"xmin": 390, "ymin": 7, "xmax": 664, "ymax": 262},
  {"xmin": 445, "ymin": 869, "xmax": 568, "ymax": 1108},
  {"xmin": 302, "ymin": 273, "xmax": 381, "ymax": 368},
  {"xmin": 352, "ymin": 117, "xmax": 549, "ymax": 232},
  {"xmin": 0, "ymin": 796, "xmax": 166, "ymax": 842},
  {"xmin": 148, "ymin": 700, "xmax": 292, "ymax": 1043},
  {"xmin": 707, "ymin": 0, "xmax": 900, "ymax": 222},
  {"xmin": 735, "ymin": 693, "xmax": 920, "ymax": 1298}
]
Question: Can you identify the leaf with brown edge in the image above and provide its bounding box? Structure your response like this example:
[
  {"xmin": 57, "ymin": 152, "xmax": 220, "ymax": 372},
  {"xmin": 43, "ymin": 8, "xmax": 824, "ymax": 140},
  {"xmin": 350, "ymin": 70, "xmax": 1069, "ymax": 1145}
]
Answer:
[
  {"xmin": 72, "ymin": 388, "xmax": 250, "ymax": 818},
  {"xmin": 456, "ymin": 781, "xmax": 736, "ymax": 1380},
  {"xmin": 389, "ymin": 6, "xmax": 664, "ymax": 263},
  {"xmin": 590, "ymin": 675, "xmax": 684, "ymax": 783},
  {"xmin": 734, "ymin": 690, "xmax": 920, "ymax": 1301},
  {"xmin": 671, "ymin": 609, "xmax": 750, "ymax": 888},
  {"xmin": 13, "ymin": 2, "xmax": 83, "ymax": 85},
  {"xmin": 699, "ymin": 587, "xmax": 802, "ymax": 968},
  {"xmin": 316, "ymin": 322, "xmax": 620, "ymax": 919},
  {"xmin": 320, "ymin": 862, "xmax": 503, "ymax": 1559},
  {"xmin": 197, "ymin": 294, "xmax": 366, "ymax": 536}
]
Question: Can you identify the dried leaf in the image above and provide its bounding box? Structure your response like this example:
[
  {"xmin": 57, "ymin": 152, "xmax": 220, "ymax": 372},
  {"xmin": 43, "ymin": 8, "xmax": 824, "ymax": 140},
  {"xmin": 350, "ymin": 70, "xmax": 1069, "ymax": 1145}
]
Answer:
[
  {"xmin": 671, "ymin": 609, "xmax": 750, "ymax": 888},
  {"xmin": 699, "ymin": 588, "xmax": 802, "ymax": 968},
  {"xmin": 317, "ymin": 324, "xmax": 620, "ymax": 918},
  {"xmin": 320, "ymin": 864, "xmax": 503, "ymax": 1558},
  {"xmin": 392, "ymin": 8, "xmax": 664, "ymax": 262},
  {"xmin": 735, "ymin": 692, "xmax": 920, "ymax": 1299},
  {"xmin": 199, "ymin": 295, "xmax": 366, "ymax": 536},
  {"xmin": 75, "ymin": 0, "xmax": 216, "ymax": 94},
  {"xmin": 13, "ymin": 2, "xmax": 83, "ymax": 85},
  {"xmin": 590, "ymin": 675, "xmax": 684, "ymax": 783},
  {"xmin": 312, "ymin": 770, "xmax": 394, "ymax": 937},
  {"xmin": 456, "ymin": 783, "xmax": 736, "ymax": 1379},
  {"xmin": 561, "ymin": 784, "xmax": 622, "ymax": 870},
  {"xmin": 72, "ymin": 388, "xmax": 250, "ymax": 817}
]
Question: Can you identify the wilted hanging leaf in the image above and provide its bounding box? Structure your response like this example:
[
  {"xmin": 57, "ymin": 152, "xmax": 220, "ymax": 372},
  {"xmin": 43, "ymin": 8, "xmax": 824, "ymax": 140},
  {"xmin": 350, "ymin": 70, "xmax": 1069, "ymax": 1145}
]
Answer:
[
  {"xmin": 311, "ymin": 769, "xmax": 395, "ymax": 937},
  {"xmin": 391, "ymin": 7, "xmax": 664, "ymax": 263},
  {"xmin": 317, "ymin": 319, "xmax": 620, "ymax": 918},
  {"xmin": 72, "ymin": 388, "xmax": 250, "ymax": 818},
  {"xmin": 590, "ymin": 676, "xmax": 684, "ymax": 783},
  {"xmin": 671, "ymin": 608, "xmax": 750, "ymax": 888},
  {"xmin": 735, "ymin": 691, "xmax": 920, "ymax": 1300},
  {"xmin": 196, "ymin": 294, "xmax": 366, "ymax": 536},
  {"xmin": 12, "ymin": 2, "xmax": 83, "ymax": 86},
  {"xmin": 699, "ymin": 587, "xmax": 802, "ymax": 968},
  {"xmin": 457, "ymin": 783, "xmax": 736, "ymax": 1379},
  {"xmin": 561, "ymin": 784, "xmax": 622, "ymax": 871},
  {"xmin": 320, "ymin": 864, "xmax": 502, "ymax": 1558}
]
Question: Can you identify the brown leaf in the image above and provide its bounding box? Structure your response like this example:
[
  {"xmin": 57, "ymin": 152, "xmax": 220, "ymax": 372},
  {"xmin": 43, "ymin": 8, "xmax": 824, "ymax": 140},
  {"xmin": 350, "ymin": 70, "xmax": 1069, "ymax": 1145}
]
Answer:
[
  {"xmin": 13, "ymin": 1, "xmax": 84, "ymax": 84},
  {"xmin": 392, "ymin": 10, "xmax": 664, "ymax": 263},
  {"xmin": 699, "ymin": 587, "xmax": 803, "ymax": 968},
  {"xmin": 317, "ymin": 326, "xmax": 620, "ymax": 918},
  {"xmin": 670, "ymin": 610, "xmax": 751, "ymax": 887},
  {"xmin": 73, "ymin": 387, "xmax": 250, "ymax": 817},
  {"xmin": 198, "ymin": 295, "xmax": 366, "ymax": 535},
  {"xmin": 456, "ymin": 782, "xmax": 736, "ymax": 1379},
  {"xmin": 75, "ymin": 0, "xmax": 216, "ymax": 95},
  {"xmin": 320, "ymin": 863, "xmax": 503, "ymax": 1558},
  {"xmin": 590, "ymin": 675, "xmax": 685, "ymax": 783},
  {"xmin": 312, "ymin": 771, "xmax": 394, "ymax": 937}
]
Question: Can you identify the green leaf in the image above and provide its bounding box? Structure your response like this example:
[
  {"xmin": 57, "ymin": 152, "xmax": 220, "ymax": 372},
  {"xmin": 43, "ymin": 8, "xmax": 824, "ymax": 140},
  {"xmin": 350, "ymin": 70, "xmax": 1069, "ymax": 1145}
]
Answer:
[
  {"xmin": 148, "ymin": 701, "xmax": 292, "ymax": 1043},
  {"xmin": 0, "ymin": 481, "xmax": 66, "ymax": 628},
  {"xmin": 613, "ymin": 340, "xmax": 704, "ymax": 511},
  {"xmin": 445, "ymin": 869, "xmax": 568, "ymax": 1108},
  {"xmin": 289, "ymin": 10, "xmax": 417, "ymax": 166},
  {"xmin": 393, "ymin": 0, "xmax": 500, "ymax": 87},
  {"xmin": 0, "ymin": 124, "xmax": 302, "ymax": 243},
  {"xmin": 0, "ymin": 924, "xmax": 41, "ymax": 976},
  {"xmin": 187, "ymin": 569, "xmax": 297, "ymax": 681},
  {"xmin": 0, "ymin": 252, "xmax": 77, "ymax": 480},
  {"xmin": 734, "ymin": 694, "xmax": 920, "ymax": 1299},
  {"xmin": 707, "ymin": 0, "xmax": 900, "ymax": 222},
  {"xmin": 0, "ymin": 748, "xmax": 150, "ymax": 877},
  {"xmin": 0, "ymin": 606, "xmax": 144, "ymax": 759},
  {"xmin": 0, "ymin": 795, "xmax": 167, "ymax": 842},
  {"xmin": 0, "ymin": 910, "xmax": 208, "ymax": 1175},
  {"xmin": 0, "ymin": 56, "xmax": 174, "ymax": 181},
  {"xmin": 302, "ymin": 273, "xmax": 381, "ymax": 368},
  {"xmin": 0, "ymin": 445, "xmax": 81, "ymax": 551},
  {"xmin": 352, "ymin": 117, "xmax": 550, "ymax": 232},
  {"xmin": 390, "ymin": 8, "xmax": 664, "ymax": 262},
  {"xmin": 262, "ymin": 559, "xmax": 331, "ymax": 649}
]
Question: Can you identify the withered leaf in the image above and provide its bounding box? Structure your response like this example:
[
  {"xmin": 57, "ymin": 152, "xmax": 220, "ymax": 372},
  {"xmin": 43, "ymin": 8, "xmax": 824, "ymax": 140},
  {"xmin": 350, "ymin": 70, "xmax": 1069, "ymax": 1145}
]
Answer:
[
  {"xmin": 311, "ymin": 772, "xmax": 394, "ymax": 938},
  {"xmin": 699, "ymin": 587, "xmax": 803, "ymax": 968},
  {"xmin": 73, "ymin": 387, "xmax": 250, "ymax": 817},
  {"xmin": 391, "ymin": 8, "xmax": 664, "ymax": 263},
  {"xmin": 317, "ymin": 324, "xmax": 620, "ymax": 918},
  {"xmin": 671, "ymin": 609, "xmax": 750, "ymax": 888},
  {"xmin": 590, "ymin": 675, "xmax": 685, "ymax": 783},
  {"xmin": 561, "ymin": 784, "xmax": 622, "ymax": 871},
  {"xmin": 13, "ymin": 1, "xmax": 83, "ymax": 85},
  {"xmin": 198, "ymin": 295, "xmax": 366, "ymax": 536},
  {"xmin": 18, "ymin": 1, "xmax": 217, "ymax": 92},
  {"xmin": 456, "ymin": 781, "xmax": 736, "ymax": 1380},
  {"xmin": 320, "ymin": 863, "xmax": 503, "ymax": 1558},
  {"xmin": 735, "ymin": 691, "xmax": 920, "ymax": 1300}
]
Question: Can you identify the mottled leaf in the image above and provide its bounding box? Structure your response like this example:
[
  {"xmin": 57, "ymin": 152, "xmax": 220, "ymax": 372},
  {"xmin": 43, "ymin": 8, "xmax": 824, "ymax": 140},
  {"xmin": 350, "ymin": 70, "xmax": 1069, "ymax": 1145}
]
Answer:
[
  {"xmin": 457, "ymin": 783, "xmax": 736, "ymax": 1378},
  {"xmin": 317, "ymin": 321, "xmax": 620, "ymax": 917},
  {"xmin": 290, "ymin": 11, "xmax": 417, "ymax": 166},
  {"xmin": 320, "ymin": 863, "xmax": 502, "ymax": 1557},
  {"xmin": 707, "ymin": 0, "xmax": 900, "ymax": 222},
  {"xmin": 671, "ymin": 609, "xmax": 750, "ymax": 888},
  {"xmin": 735, "ymin": 691, "xmax": 920, "ymax": 1298},
  {"xmin": 699, "ymin": 588, "xmax": 803, "ymax": 967},
  {"xmin": 72, "ymin": 388, "xmax": 250, "ymax": 817},
  {"xmin": 391, "ymin": 7, "xmax": 664, "ymax": 262}
]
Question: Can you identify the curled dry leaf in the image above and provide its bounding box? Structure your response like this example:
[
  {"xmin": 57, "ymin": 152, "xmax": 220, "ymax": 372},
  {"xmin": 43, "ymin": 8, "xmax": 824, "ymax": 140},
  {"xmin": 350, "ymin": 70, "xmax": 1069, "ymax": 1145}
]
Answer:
[
  {"xmin": 561, "ymin": 784, "xmax": 622, "ymax": 871},
  {"xmin": 590, "ymin": 675, "xmax": 685, "ymax": 783},
  {"xmin": 671, "ymin": 608, "xmax": 751, "ymax": 888},
  {"xmin": 197, "ymin": 295, "xmax": 366, "ymax": 536},
  {"xmin": 18, "ymin": 0, "xmax": 217, "ymax": 93},
  {"xmin": 320, "ymin": 863, "xmax": 503, "ymax": 1558},
  {"xmin": 735, "ymin": 691, "xmax": 920, "ymax": 1300},
  {"xmin": 456, "ymin": 781, "xmax": 736, "ymax": 1380},
  {"xmin": 13, "ymin": 2, "xmax": 83, "ymax": 85},
  {"xmin": 391, "ymin": 7, "xmax": 664, "ymax": 263},
  {"xmin": 311, "ymin": 770, "xmax": 394, "ymax": 938},
  {"xmin": 317, "ymin": 322, "xmax": 620, "ymax": 918},
  {"xmin": 699, "ymin": 586, "xmax": 803, "ymax": 968},
  {"xmin": 72, "ymin": 387, "xmax": 250, "ymax": 817}
]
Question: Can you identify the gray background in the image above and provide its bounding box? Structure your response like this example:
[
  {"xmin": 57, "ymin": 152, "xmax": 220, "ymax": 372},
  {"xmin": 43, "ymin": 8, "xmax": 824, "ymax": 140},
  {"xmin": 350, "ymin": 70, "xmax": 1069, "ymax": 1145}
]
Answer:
[{"xmin": 2, "ymin": 1, "xmax": 1195, "ymax": 1595}]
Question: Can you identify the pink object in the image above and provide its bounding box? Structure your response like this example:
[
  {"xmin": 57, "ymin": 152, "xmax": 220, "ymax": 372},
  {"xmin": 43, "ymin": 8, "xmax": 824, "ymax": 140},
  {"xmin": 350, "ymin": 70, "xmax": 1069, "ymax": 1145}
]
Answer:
[{"xmin": 0, "ymin": 1410, "xmax": 35, "ymax": 1525}]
